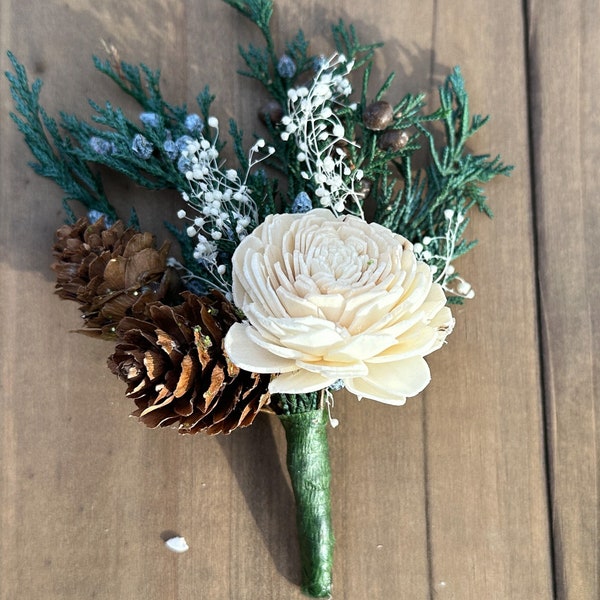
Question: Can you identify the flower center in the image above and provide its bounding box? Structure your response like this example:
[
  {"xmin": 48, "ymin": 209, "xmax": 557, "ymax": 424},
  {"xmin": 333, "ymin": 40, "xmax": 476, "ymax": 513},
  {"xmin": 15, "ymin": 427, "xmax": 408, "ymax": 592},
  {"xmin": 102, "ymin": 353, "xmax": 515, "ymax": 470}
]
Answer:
[{"xmin": 293, "ymin": 225, "xmax": 379, "ymax": 295}]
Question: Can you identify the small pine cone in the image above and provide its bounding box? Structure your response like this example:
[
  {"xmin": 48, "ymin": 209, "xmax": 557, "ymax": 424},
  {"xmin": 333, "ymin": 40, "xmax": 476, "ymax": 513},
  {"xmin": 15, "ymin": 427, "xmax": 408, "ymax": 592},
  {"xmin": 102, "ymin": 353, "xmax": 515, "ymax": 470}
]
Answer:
[
  {"xmin": 258, "ymin": 100, "xmax": 284, "ymax": 126},
  {"xmin": 363, "ymin": 100, "xmax": 394, "ymax": 131},
  {"xmin": 377, "ymin": 129, "xmax": 409, "ymax": 152},
  {"xmin": 108, "ymin": 291, "xmax": 271, "ymax": 435},
  {"xmin": 52, "ymin": 217, "xmax": 181, "ymax": 337}
]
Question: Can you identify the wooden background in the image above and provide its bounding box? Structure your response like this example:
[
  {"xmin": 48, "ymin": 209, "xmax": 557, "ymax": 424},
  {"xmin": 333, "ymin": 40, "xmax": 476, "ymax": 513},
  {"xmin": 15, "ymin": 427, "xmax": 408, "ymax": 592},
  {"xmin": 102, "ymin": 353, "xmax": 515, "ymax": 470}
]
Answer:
[{"xmin": 1, "ymin": 1, "xmax": 598, "ymax": 598}]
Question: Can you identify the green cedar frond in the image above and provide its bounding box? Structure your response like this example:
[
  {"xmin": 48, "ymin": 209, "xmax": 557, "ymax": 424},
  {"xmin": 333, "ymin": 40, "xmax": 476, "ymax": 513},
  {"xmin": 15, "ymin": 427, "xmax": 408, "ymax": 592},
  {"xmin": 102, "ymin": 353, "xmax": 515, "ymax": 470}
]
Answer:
[
  {"xmin": 5, "ymin": 51, "xmax": 116, "ymax": 221},
  {"xmin": 228, "ymin": 118, "xmax": 249, "ymax": 173},
  {"xmin": 285, "ymin": 29, "xmax": 311, "ymax": 74},
  {"xmin": 331, "ymin": 20, "xmax": 383, "ymax": 68},
  {"xmin": 93, "ymin": 56, "xmax": 189, "ymax": 127},
  {"xmin": 221, "ymin": 0, "xmax": 273, "ymax": 36},
  {"xmin": 6, "ymin": 7, "xmax": 512, "ymax": 306}
]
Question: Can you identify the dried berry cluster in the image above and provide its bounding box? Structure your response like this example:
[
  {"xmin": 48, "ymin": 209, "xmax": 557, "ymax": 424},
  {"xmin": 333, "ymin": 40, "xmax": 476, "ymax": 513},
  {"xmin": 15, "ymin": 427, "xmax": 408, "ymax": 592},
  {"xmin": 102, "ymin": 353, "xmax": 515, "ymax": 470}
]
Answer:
[{"xmin": 363, "ymin": 100, "xmax": 410, "ymax": 152}]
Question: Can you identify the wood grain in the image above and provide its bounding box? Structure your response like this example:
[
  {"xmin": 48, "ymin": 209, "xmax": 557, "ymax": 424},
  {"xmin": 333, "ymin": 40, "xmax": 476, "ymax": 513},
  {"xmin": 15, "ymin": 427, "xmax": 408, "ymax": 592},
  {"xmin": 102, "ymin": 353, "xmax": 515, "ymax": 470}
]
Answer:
[
  {"xmin": 0, "ymin": 0, "xmax": 597, "ymax": 599},
  {"xmin": 527, "ymin": 1, "xmax": 600, "ymax": 598},
  {"xmin": 424, "ymin": 1, "xmax": 553, "ymax": 599}
]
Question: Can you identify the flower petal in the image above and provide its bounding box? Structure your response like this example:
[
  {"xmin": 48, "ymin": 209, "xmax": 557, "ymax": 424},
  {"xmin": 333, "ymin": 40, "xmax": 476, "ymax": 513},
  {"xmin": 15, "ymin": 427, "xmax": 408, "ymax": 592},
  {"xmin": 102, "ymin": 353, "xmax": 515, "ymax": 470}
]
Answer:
[
  {"xmin": 305, "ymin": 293, "xmax": 346, "ymax": 323},
  {"xmin": 296, "ymin": 359, "xmax": 369, "ymax": 378},
  {"xmin": 420, "ymin": 282, "xmax": 448, "ymax": 318},
  {"xmin": 224, "ymin": 323, "xmax": 296, "ymax": 373},
  {"xmin": 324, "ymin": 334, "xmax": 398, "ymax": 362},
  {"xmin": 269, "ymin": 369, "xmax": 337, "ymax": 394},
  {"xmin": 275, "ymin": 285, "xmax": 321, "ymax": 318},
  {"xmin": 232, "ymin": 236, "xmax": 262, "ymax": 306},
  {"xmin": 366, "ymin": 327, "xmax": 439, "ymax": 362},
  {"xmin": 346, "ymin": 356, "xmax": 431, "ymax": 403},
  {"xmin": 246, "ymin": 325, "xmax": 311, "ymax": 360},
  {"xmin": 278, "ymin": 321, "xmax": 347, "ymax": 354}
]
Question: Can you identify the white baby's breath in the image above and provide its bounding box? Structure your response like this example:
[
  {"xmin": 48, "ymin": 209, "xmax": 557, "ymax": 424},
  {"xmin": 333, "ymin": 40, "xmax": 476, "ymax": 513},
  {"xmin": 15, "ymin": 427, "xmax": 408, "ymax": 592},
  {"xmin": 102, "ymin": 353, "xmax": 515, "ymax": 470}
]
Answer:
[
  {"xmin": 281, "ymin": 55, "xmax": 365, "ymax": 218},
  {"xmin": 176, "ymin": 117, "xmax": 274, "ymax": 295},
  {"xmin": 413, "ymin": 208, "xmax": 475, "ymax": 299}
]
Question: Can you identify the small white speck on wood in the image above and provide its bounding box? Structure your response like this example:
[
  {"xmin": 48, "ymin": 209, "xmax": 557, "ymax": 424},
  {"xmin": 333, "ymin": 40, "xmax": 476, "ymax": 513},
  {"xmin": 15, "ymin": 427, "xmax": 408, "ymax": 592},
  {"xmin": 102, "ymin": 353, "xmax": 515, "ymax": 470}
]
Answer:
[{"xmin": 165, "ymin": 536, "xmax": 189, "ymax": 553}]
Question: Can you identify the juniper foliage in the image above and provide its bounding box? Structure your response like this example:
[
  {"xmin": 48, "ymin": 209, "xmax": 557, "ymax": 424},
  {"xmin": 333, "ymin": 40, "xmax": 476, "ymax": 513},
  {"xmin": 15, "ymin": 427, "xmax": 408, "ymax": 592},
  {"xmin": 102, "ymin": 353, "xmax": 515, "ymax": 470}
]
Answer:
[
  {"xmin": 6, "ymin": 0, "xmax": 511, "ymax": 301},
  {"xmin": 222, "ymin": 0, "xmax": 512, "ymax": 301}
]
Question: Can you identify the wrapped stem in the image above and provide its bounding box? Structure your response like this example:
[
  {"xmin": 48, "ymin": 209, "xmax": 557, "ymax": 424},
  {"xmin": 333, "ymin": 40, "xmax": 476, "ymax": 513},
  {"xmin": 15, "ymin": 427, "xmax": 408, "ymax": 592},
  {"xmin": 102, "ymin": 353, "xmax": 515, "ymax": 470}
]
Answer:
[{"xmin": 279, "ymin": 408, "xmax": 334, "ymax": 598}]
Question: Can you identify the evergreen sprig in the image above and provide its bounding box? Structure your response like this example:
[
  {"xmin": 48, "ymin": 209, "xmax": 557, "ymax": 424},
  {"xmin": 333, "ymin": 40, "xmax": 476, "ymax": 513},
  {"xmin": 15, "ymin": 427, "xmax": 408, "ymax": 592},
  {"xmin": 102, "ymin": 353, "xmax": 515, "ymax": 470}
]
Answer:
[
  {"xmin": 58, "ymin": 57, "xmax": 222, "ymax": 196},
  {"xmin": 60, "ymin": 100, "xmax": 188, "ymax": 191},
  {"xmin": 5, "ymin": 50, "xmax": 223, "ymax": 223},
  {"xmin": 222, "ymin": 0, "xmax": 288, "ymax": 103},
  {"xmin": 5, "ymin": 51, "xmax": 116, "ymax": 221},
  {"xmin": 93, "ymin": 56, "xmax": 187, "ymax": 124},
  {"xmin": 223, "ymin": 1, "xmax": 511, "ymax": 301},
  {"xmin": 221, "ymin": 0, "xmax": 274, "ymax": 37},
  {"xmin": 331, "ymin": 20, "xmax": 383, "ymax": 69},
  {"xmin": 7, "ymin": 0, "xmax": 511, "ymax": 304},
  {"xmin": 371, "ymin": 67, "xmax": 512, "ymax": 302},
  {"xmin": 370, "ymin": 66, "xmax": 513, "ymax": 234}
]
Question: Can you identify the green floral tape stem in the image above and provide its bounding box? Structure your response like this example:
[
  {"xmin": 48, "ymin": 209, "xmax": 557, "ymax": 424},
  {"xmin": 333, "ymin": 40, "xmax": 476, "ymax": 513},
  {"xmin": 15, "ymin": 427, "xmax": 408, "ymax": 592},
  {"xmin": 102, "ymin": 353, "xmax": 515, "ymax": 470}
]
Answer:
[{"xmin": 279, "ymin": 408, "xmax": 334, "ymax": 598}]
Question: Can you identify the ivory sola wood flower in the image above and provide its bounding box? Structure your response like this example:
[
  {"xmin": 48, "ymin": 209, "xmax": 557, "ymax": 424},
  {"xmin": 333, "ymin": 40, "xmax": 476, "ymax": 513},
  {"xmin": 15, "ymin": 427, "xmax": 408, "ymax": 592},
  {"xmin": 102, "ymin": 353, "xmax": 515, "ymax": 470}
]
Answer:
[{"xmin": 225, "ymin": 208, "xmax": 454, "ymax": 403}]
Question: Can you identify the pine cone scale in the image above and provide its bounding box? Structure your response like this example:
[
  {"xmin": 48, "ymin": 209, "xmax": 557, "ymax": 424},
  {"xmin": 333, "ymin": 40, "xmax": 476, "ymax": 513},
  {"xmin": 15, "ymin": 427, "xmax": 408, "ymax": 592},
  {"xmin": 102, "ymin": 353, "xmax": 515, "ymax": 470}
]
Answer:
[
  {"xmin": 194, "ymin": 328, "xmax": 212, "ymax": 369},
  {"xmin": 123, "ymin": 232, "xmax": 155, "ymax": 257},
  {"xmin": 103, "ymin": 257, "xmax": 127, "ymax": 290},
  {"xmin": 156, "ymin": 329, "xmax": 184, "ymax": 363},
  {"xmin": 173, "ymin": 354, "xmax": 197, "ymax": 398},
  {"xmin": 143, "ymin": 350, "xmax": 167, "ymax": 380}
]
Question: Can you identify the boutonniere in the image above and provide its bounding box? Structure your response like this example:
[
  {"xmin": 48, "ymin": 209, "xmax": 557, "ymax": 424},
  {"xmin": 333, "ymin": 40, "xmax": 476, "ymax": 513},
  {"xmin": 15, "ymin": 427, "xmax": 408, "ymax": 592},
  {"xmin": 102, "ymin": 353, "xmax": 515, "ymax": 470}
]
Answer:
[{"xmin": 6, "ymin": 0, "xmax": 511, "ymax": 595}]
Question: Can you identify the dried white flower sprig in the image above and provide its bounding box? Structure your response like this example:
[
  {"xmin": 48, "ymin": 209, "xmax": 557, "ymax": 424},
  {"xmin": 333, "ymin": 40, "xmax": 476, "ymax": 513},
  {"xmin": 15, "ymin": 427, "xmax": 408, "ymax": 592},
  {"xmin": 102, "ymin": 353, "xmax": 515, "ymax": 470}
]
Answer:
[
  {"xmin": 281, "ymin": 54, "xmax": 366, "ymax": 217},
  {"xmin": 413, "ymin": 208, "xmax": 476, "ymax": 299},
  {"xmin": 177, "ymin": 117, "xmax": 275, "ymax": 295}
]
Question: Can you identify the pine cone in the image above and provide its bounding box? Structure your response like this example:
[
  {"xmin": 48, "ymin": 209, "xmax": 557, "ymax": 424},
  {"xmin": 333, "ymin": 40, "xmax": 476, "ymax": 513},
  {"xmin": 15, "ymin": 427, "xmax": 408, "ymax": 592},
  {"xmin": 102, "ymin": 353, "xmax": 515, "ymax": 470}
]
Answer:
[
  {"xmin": 108, "ymin": 291, "xmax": 271, "ymax": 435},
  {"xmin": 52, "ymin": 217, "xmax": 181, "ymax": 337}
]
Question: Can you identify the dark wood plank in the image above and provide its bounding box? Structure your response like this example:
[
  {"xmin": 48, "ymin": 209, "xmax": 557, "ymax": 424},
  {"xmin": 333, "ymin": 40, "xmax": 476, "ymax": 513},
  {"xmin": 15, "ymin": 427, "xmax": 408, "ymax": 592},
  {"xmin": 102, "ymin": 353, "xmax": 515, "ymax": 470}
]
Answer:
[
  {"xmin": 527, "ymin": 1, "xmax": 600, "ymax": 598},
  {"xmin": 424, "ymin": 1, "xmax": 554, "ymax": 598}
]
